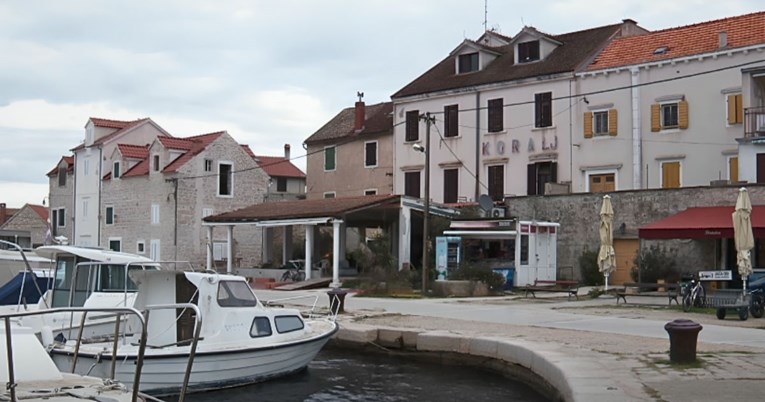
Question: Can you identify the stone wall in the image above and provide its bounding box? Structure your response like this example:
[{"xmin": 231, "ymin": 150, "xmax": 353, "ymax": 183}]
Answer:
[{"xmin": 503, "ymin": 184, "xmax": 765, "ymax": 280}]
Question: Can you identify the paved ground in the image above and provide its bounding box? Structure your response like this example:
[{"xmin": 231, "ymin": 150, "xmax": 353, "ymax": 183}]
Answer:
[{"xmin": 256, "ymin": 287, "xmax": 765, "ymax": 401}]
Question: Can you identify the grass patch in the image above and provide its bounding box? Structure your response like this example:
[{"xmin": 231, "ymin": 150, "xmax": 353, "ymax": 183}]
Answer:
[{"xmin": 653, "ymin": 357, "xmax": 706, "ymax": 370}]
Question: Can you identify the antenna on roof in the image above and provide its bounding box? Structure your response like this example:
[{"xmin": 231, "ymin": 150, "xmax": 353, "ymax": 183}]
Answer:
[{"xmin": 483, "ymin": 0, "xmax": 488, "ymax": 32}]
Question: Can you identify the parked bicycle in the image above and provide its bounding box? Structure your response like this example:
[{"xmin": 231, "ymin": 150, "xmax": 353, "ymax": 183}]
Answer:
[
  {"xmin": 280, "ymin": 260, "xmax": 306, "ymax": 282},
  {"xmin": 682, "ymin": 277, "xmax": 706, "ymax": 312}
]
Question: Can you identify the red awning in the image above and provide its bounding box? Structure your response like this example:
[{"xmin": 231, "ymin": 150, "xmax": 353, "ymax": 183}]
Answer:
[{"xmin": 639, "ymin": 205, "xmax": 765, "ymax": 239}]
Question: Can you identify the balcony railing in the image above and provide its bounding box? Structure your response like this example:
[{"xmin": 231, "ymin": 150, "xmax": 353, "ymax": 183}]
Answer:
[{"xmin": 745, "ymin": 106, "xmax": 765, "ymax": 137}]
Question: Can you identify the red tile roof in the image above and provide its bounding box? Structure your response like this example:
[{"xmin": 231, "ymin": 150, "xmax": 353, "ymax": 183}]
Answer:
[
  {"xmin": 253, "ymin": 155, "xmax": 306, "ymax": 178},
  {"xmin": 162, "ymin": 132, "xmax": 224, "ymax": 173},
  {"xmin": 241, "ymin": 145, "xmax": 256, "ymax": 158},
  {"xmin": 46, "ymin": 155, "xmax": 74, "ymax": 177},
  {"xmin": 72, "ymin": 118, "xmax": 155, "ymax": 151},
  {"xmin": 28, "ymin": 204, "xmax": 48, "ymax": 221},
  {"xmin": 305, "ymin": 102, "xmax": 393, "ymax": 144},
  {"xmin": 589, "ymin": 11, "xmax": 765, "ymax": 71},
  {"xmin": 204, "ymin": 194, "xmax": 400, "ymax": 223},
  {"xmin": 89, "ymin": 118, "xmax": 139, "ymax": 129},
  {"xmin": 118, "ymin": 144, "xmax": 150, "ymax": 159},
  {"xmin": 158, "ymin": 136, "xmax": 195, "ymax": 151}
]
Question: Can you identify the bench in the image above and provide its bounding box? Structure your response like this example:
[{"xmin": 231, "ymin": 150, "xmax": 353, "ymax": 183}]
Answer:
[
  {"xmin": 615, "ymin": 282, "xmax": 680, "ymax": 305},
  {"xmin": 518, "ymin": 280, "xmax": 580, "ymax": 300}
]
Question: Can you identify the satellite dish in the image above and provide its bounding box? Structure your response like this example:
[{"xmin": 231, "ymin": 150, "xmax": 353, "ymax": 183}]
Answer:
[{"xmin": 478, "ymin": 194, "xmax": 493, "ymax": 212}]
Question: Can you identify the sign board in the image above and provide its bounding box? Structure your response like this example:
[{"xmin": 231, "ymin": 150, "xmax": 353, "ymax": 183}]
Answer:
[{"xmin": 698, "ymin": 270, "xmax": 732, "ymax": 281}]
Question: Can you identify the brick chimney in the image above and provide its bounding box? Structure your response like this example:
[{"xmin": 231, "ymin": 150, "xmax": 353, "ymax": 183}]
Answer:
[
  {"xmin": 354, "ymin": 101, "xmax": 365, "ymax": 132},
  {"xmin": 284, "ymin": 144, "xmax": 291, "ymax": 160},
  {"xmin": 0, "ymin": 203, "xmax": 6, "ymax": 225}
]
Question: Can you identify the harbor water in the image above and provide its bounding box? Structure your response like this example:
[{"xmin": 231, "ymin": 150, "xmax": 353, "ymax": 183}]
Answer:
[{"xmin": 172, "ymin": 347, "xmax": 550, "ymax": 401}]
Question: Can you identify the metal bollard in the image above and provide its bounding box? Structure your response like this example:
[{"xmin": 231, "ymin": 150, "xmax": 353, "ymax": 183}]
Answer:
[
  {"xmin": 664, "ymin": 319, "xmax": 703, "ymax": 363},
  {"xmin": 327, "ymin": 288, "xmax": 348, "ymax": 314}
]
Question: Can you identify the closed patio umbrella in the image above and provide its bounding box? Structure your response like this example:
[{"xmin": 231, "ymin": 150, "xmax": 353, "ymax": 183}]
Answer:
[
  {"xmin": 733, "ymin": 187, "xmax": 754, "ymax": 293},
  {"xmin": 598, "ymin": 195, "xmax": 616, "ymax": 291}
]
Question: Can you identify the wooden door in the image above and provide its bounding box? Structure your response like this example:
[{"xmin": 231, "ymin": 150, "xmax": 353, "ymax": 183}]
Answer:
[
  {"xmin": 589, "ymin": 174, "xmax": 615, "ymax": 193},
  {"xmin": 661, "ymin": 162, "xmax": 680, "ymax": 188},
  {"xmin": 612, "ymin": 239, "xmax": 639, "ymax": 285},
  {"xmin": 757, "ymin": 154, "xmax": 765, "ymax": 184},
  {"xmin": 729, "ymin": 157, "xmax": 739, "ymax": 182}
]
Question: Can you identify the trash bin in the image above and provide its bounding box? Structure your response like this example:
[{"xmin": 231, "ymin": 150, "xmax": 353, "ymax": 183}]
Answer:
[
  {"xmin": 327, "ymin": 288, "xmax": 348, "ymax": 314},
  {"xmin": 664, "ymin": 319, "xmax": 703, "ymax": 363},
  {"xmin": 492, "ymin": 268, "xmax": 515, "ymax": 291}
]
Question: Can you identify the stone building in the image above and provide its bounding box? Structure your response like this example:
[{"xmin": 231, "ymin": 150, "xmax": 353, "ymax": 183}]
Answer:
[
  {"xmin": 0, "ymin": 203, "xmax": 48, "ymax": 248},
  {"xmin": 46, "ymin": 156, "xmax": 75, "ymax": 242}
]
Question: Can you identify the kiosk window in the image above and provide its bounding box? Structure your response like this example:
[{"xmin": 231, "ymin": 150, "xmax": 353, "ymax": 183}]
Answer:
[{"xmin": 520, "ymin": 235, "xmax": 529, "ymax": 265}]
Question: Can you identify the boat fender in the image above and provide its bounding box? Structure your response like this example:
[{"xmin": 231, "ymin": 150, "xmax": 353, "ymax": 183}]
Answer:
[{"xmin": 40, "ymin": 325, "xmax": 54, "ymax": 348}]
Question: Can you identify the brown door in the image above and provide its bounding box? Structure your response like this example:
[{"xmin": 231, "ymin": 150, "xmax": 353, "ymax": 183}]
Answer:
[
  {"xmin": 589, "ymin": 174, "xmax": 615, "ymax": 193},
  {"xmin": 176, "ymin": 275, "xmax": 199, "ymax": 343},
  {"xmin": 612, "ymin": 239, "xmax": 639, "ymax": 285},
  {"xmin": 661, "ymin": 162, "xmax": 681, "ymax": 188},
  {"xmin": 757, "ymin": 154, "xmax": 765, "ymax": 184}
]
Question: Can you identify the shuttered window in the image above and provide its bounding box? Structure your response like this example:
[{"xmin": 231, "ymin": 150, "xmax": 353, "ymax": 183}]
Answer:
[
  {"xmin": 661, "ymin": 162, "xmax": 681, "ymax": 188},
  {"xmin": 324, "ymin": 146, "xmax": 336, "ymax": 171},
  {"xmin": 443, "ymin": 169, "xmax": 458, "ymax": 203},
  {"xmin": 652, "ymin": 100, "xmax": 689, "ymax": 131},
  {"xmin": 364, "ymin": 141, "xmax": 377, "ymax": 168},
  {"xmin": 444, "ymin": 105, "xmax": 459, "ymax": 137},
  {"xmin": 488, "ymin": 165, "xmax": 504, "ymax": 201},
  {"xmin": 527, "ymin": 162, "xmax": 557, "ymax": 195},
  {"xmin": 727, "ymin": 94, "xmax": 743, "ymax": 125},
  {"xmin": 405, "ymin": 110, "xmax": 419, "ymax": 141},
  {"xmin": 584, "ymin": 109, "xmax": 618, "ymax": 138},
  {"xmin": 458, "ymin": 53, "xmax": 479, "ymax": 73},
  {"xmin": 729, "ymin": 156, "xmax": 739, "ymax": 182},
  {"xmin": 488, "ymin": 98, "xmax": 503, "ymax": 132},
  {"xmin": 534, "ymin": 92, "xmax": 552, "ymax": 128},
  {"xmin": 404, "ymin": 171, "xmax": 421, "ymax": 198}
]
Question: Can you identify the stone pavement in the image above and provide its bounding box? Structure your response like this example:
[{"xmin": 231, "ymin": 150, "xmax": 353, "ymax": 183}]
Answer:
[{"xmin": 257, "ymin": 288, "xmax": 765, "ymax": 401}]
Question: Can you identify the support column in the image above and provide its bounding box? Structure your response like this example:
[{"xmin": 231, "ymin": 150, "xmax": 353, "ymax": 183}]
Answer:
[
  {"xmin": 206, "ymin": 226, "xmax": 213, "ymax": 271},
  {"xmin": 397, "ymin": 205, "xmax": 411, "ymax": 270},
  {"xmin": 305, "ymin": 225, "xmax": 314, "ymax": 280},
  {"xmin": 263, "ymin": 227, "xmax": 274, "ymax": 265},
  {"xmin": 282, "ymin": 226, "xmax": 293, "ymax": 265},
  {"xmin": 226, "ymin": 225, "xmax": 233, "ymax": 274},
  {"xmin": 338, "ymin": 223, "xmax": 347, "ymax": 268},
  {"xmin": 331, "ymin": 220, "xmax": 342, "ymax": 288}
]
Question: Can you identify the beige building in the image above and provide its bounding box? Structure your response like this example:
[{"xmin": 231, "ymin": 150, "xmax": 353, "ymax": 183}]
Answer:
[{"xmin": 46, "ymin": 156, "xmax": 75, "ymax": 242}]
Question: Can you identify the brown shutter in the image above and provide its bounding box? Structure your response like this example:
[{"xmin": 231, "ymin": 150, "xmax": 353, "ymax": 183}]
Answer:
[
  {"xmin": 583, "ymin": 112, "xmax": 593, "ymax": 138},
  {"xmin": 727, "ymin": 94, "xmax": 737, "ymax": 125},
  {"xmin": 650, "ymin": 104, "xmax": 661, "ymax": 132},
  {"xmin": 730, "ymin": 157, "xmax": 739, "ymax": 182},
  {"xmin": 735, "ymin": 94, "xmax": 744, "ymax": 124},
  {"xmin": 608, "ymin": 109, "xmax": 618, "ymax": 136},
  {"xmin": 678, "ymin": 100, "xmax": 689, "ymax": 129}
]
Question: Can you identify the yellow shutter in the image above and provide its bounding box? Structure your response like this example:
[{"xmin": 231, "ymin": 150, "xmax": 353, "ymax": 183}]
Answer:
[
  {"xmin": 727, "ymin": 94, "xmax": 737, "ymax": 125},
  {"xmin": 735, "ymin": 94, "xmax": 743, "ymax": 124},
  {"xmin": 583, "ymin": 112, "xmax": 593, "ymax": 138},
  {"xmin": 662, "ymin": 162, "xmax": 680, "ymax": 188},
  {"xmin": 651, "ymin": 104, "xmax": 661, "ymax": 132},
  {"xmin": 608, "ymin": 109, "xmax": 618, "ymax": 136},
  {"xmin": 730, "ymin": 157, "xmax": 739, "ymax": 182},
  {"xmin": 678, "ymin": 100, "xmax": 689, "ymax": 129}
]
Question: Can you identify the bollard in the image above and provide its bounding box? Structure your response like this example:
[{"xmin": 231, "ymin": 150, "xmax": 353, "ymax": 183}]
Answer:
[
  {"xmin": 664, "ymin": 319, "xmax": 703, "ymax": 363},
  {"xmin": 327, "ymin": 288, "xmax": 348, "ymax": 314}
]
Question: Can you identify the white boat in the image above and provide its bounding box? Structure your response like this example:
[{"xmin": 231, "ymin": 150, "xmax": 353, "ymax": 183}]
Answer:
[
  {"xmin": 48, "ymin": 269, "xmax": 339, "ymax": 396},
  {"xmin": 0, "ymin": 245, "xmax": 159, "ymax": 338}
]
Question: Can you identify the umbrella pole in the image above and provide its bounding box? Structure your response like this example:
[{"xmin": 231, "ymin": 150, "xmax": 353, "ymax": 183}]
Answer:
[{"xmin": 604, "ymin": 273, "xmax": 609, "ymax": 292}]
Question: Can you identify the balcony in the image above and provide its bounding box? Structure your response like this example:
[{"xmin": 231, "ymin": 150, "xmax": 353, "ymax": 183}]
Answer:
[{"xmin": 745, "ymin": 106, "xmax": 765, "ymax": 137}]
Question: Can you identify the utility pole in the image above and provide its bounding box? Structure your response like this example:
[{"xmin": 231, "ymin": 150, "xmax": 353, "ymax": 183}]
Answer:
[{"xmin": 421, "ymin": 112, "xmax": 434, "ymax": 295}]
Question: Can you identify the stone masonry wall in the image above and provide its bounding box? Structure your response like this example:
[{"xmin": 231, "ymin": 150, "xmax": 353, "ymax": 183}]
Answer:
[
  {"xmin": 504, "ymin": 184, "xmax": 765, "ymax": 281},
  {"xmin": 48, "ymin": 169, "xmax": 74, "ymax": 241},
  {"xmin": 0, "ymin": 206, "xmax": 48, "ymax": 247}
]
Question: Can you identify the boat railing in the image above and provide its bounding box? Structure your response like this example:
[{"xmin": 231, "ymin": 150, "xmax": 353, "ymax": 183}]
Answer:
[
  {"xmin": 0, "ymin": 240, "xmax": 49, "ymax": 310},
  {"xmin": 1, "ymin": 306, "xmax": 148, "ymax": 402},
  {"xmin": 263, "ymin": 294, "xmax": 337, "ymax": 321}
]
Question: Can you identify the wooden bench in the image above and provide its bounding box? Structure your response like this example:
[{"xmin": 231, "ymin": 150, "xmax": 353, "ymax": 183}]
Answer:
[
  {"xmin": 615, "ymin": 282, "xmax": 680, "ymax": 305},
  {"xmin": 518, "ymin": 280, "xmax": 580, "ymax": 300}
]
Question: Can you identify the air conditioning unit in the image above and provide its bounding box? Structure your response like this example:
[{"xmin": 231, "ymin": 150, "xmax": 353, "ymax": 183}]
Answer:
[{"xmin": 490, "ymin": 207, "xmax": 506, "ymax": 218}]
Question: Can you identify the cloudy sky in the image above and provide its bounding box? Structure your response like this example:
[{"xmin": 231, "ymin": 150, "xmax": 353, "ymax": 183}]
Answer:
[{"xmin": 0, "ymin": 0, "xmax": 762, "ymax": 207}]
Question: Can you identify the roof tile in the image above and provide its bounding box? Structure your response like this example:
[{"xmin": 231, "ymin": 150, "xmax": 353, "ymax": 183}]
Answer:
[
  {"xmin": 253, "ymin": 155, "xmax": 305, "ymax": 178},
  {"xmin": 305, "ymin": 102, "xmax": 392, "ymax": 144},
  {"xmin": 117, "ymin": 144, "xmax": 150, "ymax": 159}
]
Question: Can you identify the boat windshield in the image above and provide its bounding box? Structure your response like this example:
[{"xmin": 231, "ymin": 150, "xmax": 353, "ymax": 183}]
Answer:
[
  {"xmin": 217, "ymin": 280, "xmax": 258, "ymax": 307},
  {"xmin": 52, "ymin": 260, "xmax": 151, "ymax": 307}
]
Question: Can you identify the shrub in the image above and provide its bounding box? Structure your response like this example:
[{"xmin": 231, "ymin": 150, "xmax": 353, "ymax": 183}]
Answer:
[
  {"xmin": 631, "ymin": 244, "xmax": 679, "ymax": 283},
  {"xmin": 450, "ymin": 261, "xmax": 507, "ymax": 292},
  {"xmin": 578, "ymin": 248, "xmax": 604, "ymax": 286}
]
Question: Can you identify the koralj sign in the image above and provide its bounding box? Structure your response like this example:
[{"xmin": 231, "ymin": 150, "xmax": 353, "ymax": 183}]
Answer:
[{"xmin": 482, "ymin": 135, "xmax": 558, "ymax": 157}]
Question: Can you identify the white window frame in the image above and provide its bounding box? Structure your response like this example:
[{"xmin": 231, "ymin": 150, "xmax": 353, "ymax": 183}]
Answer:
[
  {"xmin": 584, "ymin": 169, "xmax": 618, "ymax": 192},
  {"xmin": 660, "ymin": 160, "xmax": 683, "ymax": 188},
  {"xmin": 152, "ymin": 154, "xmax": 160, "ymax": 172},
  {"xmin": 108, "ymin": 237, "xmax": 122, "ymax": 252},
  {"xmin": 592, "ymin": 109, "xmax": 610, "ymax": 137},
  {"xmin": 202, "ymin": 207, "xmax": 214, "ymax": 218},
  {"xmin": 725, "ymin": 93, "xmax": 743, "ymax": 128},
  {"xmin": 364, "ymin": 140, "xmax": 378, "ymax": 168},
  {"xmin": 113, "ymin": 161, "xmax": 120, "ymax": 179},
  {"xmin": 82, "ymin": 199, "xmax": 89, "ymax": 220},
  {"xmin": 323, "ymin": 146, "xmax": 336, "ymax": 172},
  {"xmin": 213, "ymin": 242, "xmax": 226, "ymax": 261},
  {"xmin": 364, "ymin": 189, "xmax": 377, "ymax": 196},
  {"xmin": 150, "ymin": 239, "xmax": 160, "ymax": 261},
  {"xmin": 83, "ymin": 158, "xmax": 90, "ymax": 176},
  {"xmin": 659, "ymin": 100, "xmax": 680, "ymax": 131},
  {"xmin": 56, "ymin": 208, "xmax": 66, "ymax": 227},
  {"xmin": 136, "ymin": 240, "xmax": 146, "ymax": 254},
  {"xmin": 105, "ymin": 205, "xmax": 115, "ymax": 225},
  {"xmin": 217, "ymin": 161, "xmax": 234, "ymax": 198},
  {"xmin": 323, "ymin": 191, "xmax": 336, "ymax": 199},
  {"xmin": 151, "ymin": 203, "xmax": 160, "ymax": 225},
  {"xmin": 204, "ymin": 159, "xmax": 213, "ymax": 172}
]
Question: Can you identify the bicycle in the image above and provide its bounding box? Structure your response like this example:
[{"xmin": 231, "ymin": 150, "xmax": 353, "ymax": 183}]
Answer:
[
  {"xmin": 682, "ymin": 278, "xmax": 706, "ymax": 312},
  {"xmin": 280, "ymin": 260, "xmax": 306, "ymax": 282}
]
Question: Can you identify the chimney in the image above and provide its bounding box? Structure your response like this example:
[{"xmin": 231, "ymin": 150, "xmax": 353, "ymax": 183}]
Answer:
[
  {"xmin": 719, "ymin": 31, "xmax": 728, "ymax": 48},
  {"xmin": 0, "ymin": 203, "xmax": 5, "ymax": 225},
  {"xmin": 284, "ymin": 144, "xmax": 291, "ymax": 160},
  {"xmin": 354, "ymin": 101, "xmax": 365, "ymax": 132}
]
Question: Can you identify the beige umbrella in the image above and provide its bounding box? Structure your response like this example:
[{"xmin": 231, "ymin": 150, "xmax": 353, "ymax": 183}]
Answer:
[
  {"xmin": 598, "ymin": 195, "xmax": 617, "ymax": 291},
  {"xmin": 733, "ymin": 187, "xmax": 754, "ymax": 292}
]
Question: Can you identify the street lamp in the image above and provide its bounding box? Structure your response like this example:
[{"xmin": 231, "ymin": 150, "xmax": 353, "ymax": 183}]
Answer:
[{"xmin": 413, "ymin": 112, "xmax": 433, "ymax": 295}]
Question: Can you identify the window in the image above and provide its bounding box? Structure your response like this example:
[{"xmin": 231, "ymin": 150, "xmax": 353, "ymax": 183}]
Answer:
[
  {"xmin": 82, "ymin": 199, "xmax": 89, "ymax": 220},
  {"xmin": 113, "ymin": 161, "xmax": 120, "ymax": 179},
  {"xmin": 151, "ymin": 204, "xmax": 160, "ymax": 225},
  {"xmin": 651, "ymin": 100, "xmax": 688, "ymax": 131},
  {"xmin": 727, "ymin": 94, "xmax": 743, "ymax": 125},
  {"xmin": 405, "ymin": 110, "xmax": 420, "ymax": 142},
  {"xmin": 404, "ymin": 171, "xmax": 421, "ymax": 198},
  {"xmin": 58, "ymin": 167, "xmax": 66, "ymax": 187},
  {"xmin": 213, "ymin": 242, "xmax": 226, "ymax": 261},
  {"xmin": 729, "ymin": 156, "xmax": 739, "ymax": 182},
  {"xmin": 276, "ymin": 177, "xmax": 287, "ymax": 192},
  {"xmin": 323, "ymin": 192, "xmax": 336, "ymax": 199},
  {"xmin": 594, "ymin": 111, "xmax": 609, "ymax": 135},
  {"xmin": 589, "ymin": 173, "xmax": 615, "ymax": 193},
  {"xmin": 324, "ymin": 146, "xmax": 336, "ymax": 171},
  {"xmin": 250, "ymin": 317, "xmax": 272, "ymax": 338},
  {"xmin": 217, "ymin": 281, "xmax": 258, "ymax": 307},
  {"xmin": 518, "ymin": 40, "xmax": 540, "ymax": 62},
  {"xmin": 458, "ymin": 52, "xmax": 479, "ymax": 74},
  {"xmin": 364, "ymin": 141, "xmax": 378, "ymax": 168},
  {"xmin": 54, "ymin": 208, "xmax": 66, "ymax": 227},
  {"xmin": 204, "ymin": 159, "xmax": 213, "ymax": 172},
  {"xmin": 105, "ymin": 206, "xmax": 114, "ymax": 225},
  {"xmin": 136, "ymin": 240, "xmax": 145, "ymax": 254},
  {"xmin": 108, "ymin": 238, "xmax": 121, "ymax": 252},
  {"xmin": 443, "ymin": 168, "xmax": 458, "ymax": 204},
  {"xmin": 488, "ymin": 98, "xmax": 503, "ymax": 132},
  {"xmin": 661, "ymin": 161, "xmax": 681, "ymax": 188},
  {"xmin": 534, "ymin": 92, "xmax": 552, "ymax": 128},
  {"xmin": 150, "ymin": 239, "xmax": 160, "ymax": 261},
  {"xmin": 757, "ymin": 154, "xmax": 765, "ymax": 184},
  {"xmin": 202, "ymin": 207, "xmax": 214, "ymax": 218},
  {"xmin": 153, "ymin": 155, "xmax": 160, "ymax": 172},
  {"xmin": 488, "ymin": 165, "xmax": 504, "ymax": 201},
  {"xmin": 83, "ymin": 158, "xmax": 90, "ymax": 176},
  {"xmin": 364, "ymin": 189, "xmax": 377, "ymax": 196},
  {"xmin": 520, "ymin": 234, "xmax": 529, "ymax": 265},
  {"xmin": 218, "ymin": 162, "xmax": 233, "ymax": 196},
  {"xmin": 662, "ymin": 103, "xmax": 679, "ymax": 128},
  {"xmin": 527, "ymin": 162, "xmax": 557, "ymax": 195},
  {"xmin": 274, "ymin": 315, "xmax": 304, "ymax": 334},
  {"xmin": 444, "ymin": 104, "xmax": 459, "ymax": 137},
  {"xmin": 584, "ymin": 110, "xmax": 618, "ymax": 138}
]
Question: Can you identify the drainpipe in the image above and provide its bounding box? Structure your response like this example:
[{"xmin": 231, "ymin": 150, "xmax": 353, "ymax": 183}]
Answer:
[
  {"xmin": 173, "ymin": 178, "xmax": 178, "ymax": 261},
  {"xmin": 568, "ymin": 79, "xmax": 574, "ymax": 189},
  {"xmin": 631, "ymin": 67, "xmax": 642, "ymax": 189},
  {"xmin": 97, "ymin": 146, "xmax": 102, "ymax": 247},
  {"xmin": 475, "ymin": 91, "xmax": 481, "ymax": 201}
]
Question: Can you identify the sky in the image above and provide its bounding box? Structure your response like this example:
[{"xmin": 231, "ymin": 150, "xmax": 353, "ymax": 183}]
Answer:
[{"xmin": 0, "ymin": 0, "xmax": 763, "ymax": 208}]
